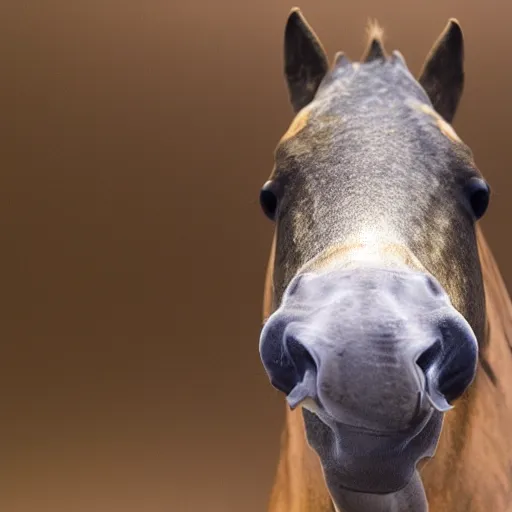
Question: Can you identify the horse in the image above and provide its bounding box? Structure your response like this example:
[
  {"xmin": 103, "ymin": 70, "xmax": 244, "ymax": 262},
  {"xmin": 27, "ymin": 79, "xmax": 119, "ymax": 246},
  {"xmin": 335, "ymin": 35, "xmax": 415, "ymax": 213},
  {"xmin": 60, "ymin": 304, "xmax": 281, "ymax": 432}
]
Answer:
[{"xmin": 258, "ymin": 8, "xmax": 512, "ymax": 512}]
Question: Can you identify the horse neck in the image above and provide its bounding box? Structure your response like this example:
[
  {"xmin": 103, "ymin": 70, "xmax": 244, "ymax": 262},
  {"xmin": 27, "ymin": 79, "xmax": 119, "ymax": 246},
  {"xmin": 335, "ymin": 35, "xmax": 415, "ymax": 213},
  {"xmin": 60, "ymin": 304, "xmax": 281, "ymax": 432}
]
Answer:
[
  {"xmin": 266, "ymin": 407, "xmax": 335, "ymax": 512},
  {"xmin": 421, "ymin": 227, "xmax": 512, "ymax": 511},
  {"xmin": 263, "ymin": 234, "xmax": 334, "ymax": 512},
  {"xmin": 264, "ymin": 227, "xmax": 512, "ymax": 512}
]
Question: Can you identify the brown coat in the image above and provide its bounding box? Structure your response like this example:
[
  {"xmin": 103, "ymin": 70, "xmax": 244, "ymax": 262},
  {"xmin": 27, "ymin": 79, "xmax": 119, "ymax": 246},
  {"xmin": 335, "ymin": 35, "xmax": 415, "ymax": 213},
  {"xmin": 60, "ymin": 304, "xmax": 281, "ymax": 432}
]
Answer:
[{"xmin": 263, "ymin": 227, "xmax": 512, "ymax": 512}]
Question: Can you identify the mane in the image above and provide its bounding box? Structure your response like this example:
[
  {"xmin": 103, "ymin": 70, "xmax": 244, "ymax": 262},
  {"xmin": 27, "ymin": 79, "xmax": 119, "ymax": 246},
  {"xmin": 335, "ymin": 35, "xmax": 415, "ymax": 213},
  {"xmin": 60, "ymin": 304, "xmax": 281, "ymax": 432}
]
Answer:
[
  {"xmin": 365, "ymin": 18, "xmax": 385, "ymax": 48},
  {"xmin": 361, "ymin": 19, "xmax": 386, "ymax": 61}
]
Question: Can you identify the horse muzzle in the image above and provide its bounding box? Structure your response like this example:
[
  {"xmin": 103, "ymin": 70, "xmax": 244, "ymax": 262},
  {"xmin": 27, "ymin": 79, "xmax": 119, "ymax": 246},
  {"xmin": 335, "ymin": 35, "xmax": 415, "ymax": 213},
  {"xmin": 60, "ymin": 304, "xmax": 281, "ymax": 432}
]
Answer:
[
  {"xmin": 259, "ymin": 266, "xmax": 478, "ymax": 432},
  {"xmin": 259, "ymin": 266, "xmax": 478, "ymax": 493}
]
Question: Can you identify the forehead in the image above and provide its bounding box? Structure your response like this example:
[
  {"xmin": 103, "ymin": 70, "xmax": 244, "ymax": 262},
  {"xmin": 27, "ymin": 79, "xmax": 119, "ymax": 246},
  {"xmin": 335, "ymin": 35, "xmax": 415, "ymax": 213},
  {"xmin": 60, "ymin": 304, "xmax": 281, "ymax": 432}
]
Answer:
[{"xmin": 274, "ymin": 54, "xmax": 472, "ymax": 167}]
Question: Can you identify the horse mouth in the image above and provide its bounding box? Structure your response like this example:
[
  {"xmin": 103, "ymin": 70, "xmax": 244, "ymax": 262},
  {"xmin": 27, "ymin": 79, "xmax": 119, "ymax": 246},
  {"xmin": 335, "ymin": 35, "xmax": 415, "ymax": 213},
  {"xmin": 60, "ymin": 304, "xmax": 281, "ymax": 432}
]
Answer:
[{"xmin": 293, "ymin": 392, "xmax": 434, "ymax": 438}]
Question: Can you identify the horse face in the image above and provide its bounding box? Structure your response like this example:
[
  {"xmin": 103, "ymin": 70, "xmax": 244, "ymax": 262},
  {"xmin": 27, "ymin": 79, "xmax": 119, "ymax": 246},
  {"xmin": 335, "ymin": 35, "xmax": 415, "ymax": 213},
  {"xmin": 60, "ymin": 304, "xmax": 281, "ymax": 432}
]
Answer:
[{"xmin": 258, "ymin": 10, "xmax": 489, "ymax": 495}]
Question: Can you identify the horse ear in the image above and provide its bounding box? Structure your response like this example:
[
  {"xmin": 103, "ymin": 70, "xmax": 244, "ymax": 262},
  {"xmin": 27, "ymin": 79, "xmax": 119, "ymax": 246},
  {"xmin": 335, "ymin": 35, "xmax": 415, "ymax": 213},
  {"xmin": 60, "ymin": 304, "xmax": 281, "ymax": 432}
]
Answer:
[
  {"xmin": 284, "ymin": 8, "xmax": 329, "ymax": 113},
  {"xmin": 418, "ymin": 19, "xmax": 464, "ymax": 123}
]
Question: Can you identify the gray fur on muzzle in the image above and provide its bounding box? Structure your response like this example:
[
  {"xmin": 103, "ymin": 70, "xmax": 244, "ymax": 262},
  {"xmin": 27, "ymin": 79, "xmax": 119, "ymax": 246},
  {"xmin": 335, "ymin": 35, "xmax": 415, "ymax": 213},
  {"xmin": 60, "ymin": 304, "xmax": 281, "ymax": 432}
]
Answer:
[{"xmin": 259, "ymin": 266, "xmax": 478, "ymax": 493}]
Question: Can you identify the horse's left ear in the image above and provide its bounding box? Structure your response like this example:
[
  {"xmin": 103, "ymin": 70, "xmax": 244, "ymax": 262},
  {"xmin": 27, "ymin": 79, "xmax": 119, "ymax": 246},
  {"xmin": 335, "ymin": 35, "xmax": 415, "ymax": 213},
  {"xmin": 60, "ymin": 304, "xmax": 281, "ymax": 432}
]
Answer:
[
  {"xmin": 284, "ymin": 8, "xmax": 329, "ymax": 113},
  {"xmin": 418, "ymin": 19, "xmax": 464, "ymax": 123}
]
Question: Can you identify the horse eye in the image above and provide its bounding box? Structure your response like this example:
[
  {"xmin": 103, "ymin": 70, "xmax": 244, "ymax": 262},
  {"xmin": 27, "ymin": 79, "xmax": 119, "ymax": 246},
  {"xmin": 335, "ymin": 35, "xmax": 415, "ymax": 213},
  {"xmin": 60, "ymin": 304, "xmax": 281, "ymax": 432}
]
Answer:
[
  {"xmin": 466, "ymin": 177, "xmax": 490, "ymax": 220},
  {"xmin": 260, "ymin": 180, "xmax": 278, "ymax": 221}
]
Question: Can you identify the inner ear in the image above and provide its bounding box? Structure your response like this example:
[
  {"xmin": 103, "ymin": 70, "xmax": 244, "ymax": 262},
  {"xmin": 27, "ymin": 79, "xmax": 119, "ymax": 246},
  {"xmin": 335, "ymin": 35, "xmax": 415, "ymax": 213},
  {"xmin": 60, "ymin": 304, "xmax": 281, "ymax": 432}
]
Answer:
[
  {"xmin": 284, "ymin": 8, "xmax": 329, "ymax": 113},
  {"xmin": 418, "ymin": 19, "xmax": 464, "ymax": 124}
]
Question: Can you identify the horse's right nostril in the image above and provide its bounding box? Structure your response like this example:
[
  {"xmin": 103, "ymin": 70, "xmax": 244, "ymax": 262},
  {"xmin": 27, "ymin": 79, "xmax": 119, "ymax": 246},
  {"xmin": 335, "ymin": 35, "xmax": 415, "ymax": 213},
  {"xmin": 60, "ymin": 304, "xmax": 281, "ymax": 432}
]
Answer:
[
  {"xmin": 284, "ymin": 335, "xmax": 319, "ymax": 409},
  {"xmin": 285, "ymin": 335, "xmax": 316, "ymax": 375}
]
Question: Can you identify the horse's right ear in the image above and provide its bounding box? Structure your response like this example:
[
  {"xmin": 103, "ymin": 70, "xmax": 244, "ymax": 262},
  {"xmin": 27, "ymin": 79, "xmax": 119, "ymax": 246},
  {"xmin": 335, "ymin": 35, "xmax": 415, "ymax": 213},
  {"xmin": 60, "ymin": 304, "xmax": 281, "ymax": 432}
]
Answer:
[{"xmin": 284, "ymin": 8, "xmax": 329, "ymax": 113}]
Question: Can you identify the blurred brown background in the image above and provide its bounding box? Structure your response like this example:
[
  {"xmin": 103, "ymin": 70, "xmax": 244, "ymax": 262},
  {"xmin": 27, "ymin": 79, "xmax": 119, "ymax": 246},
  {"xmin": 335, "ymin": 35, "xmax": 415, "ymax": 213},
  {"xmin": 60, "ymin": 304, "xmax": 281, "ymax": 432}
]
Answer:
[{"xmin": 1, "ymin": 1, "xmax": 511, "ymax": 511}]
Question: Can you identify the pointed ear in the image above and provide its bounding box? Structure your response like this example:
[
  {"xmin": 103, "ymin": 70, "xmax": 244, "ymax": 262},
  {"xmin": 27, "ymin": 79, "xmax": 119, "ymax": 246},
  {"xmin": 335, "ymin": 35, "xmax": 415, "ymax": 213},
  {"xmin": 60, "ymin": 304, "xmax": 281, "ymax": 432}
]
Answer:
[
  {"xmin": 284, "ymin": 8, "xmax": 329, "ymax": 113},
  {"xmin": 418, "ymin": 19, "xmax": 464, "ymax": 123}
]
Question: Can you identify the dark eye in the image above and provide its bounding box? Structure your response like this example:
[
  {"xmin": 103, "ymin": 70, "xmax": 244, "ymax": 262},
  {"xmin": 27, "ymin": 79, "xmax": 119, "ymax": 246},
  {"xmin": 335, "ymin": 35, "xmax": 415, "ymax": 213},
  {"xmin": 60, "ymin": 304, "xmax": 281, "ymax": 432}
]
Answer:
[
  {"xmin": 260, "ymin": 180, "xmax": 279, "ymax": 221},
  {"xmin": 466, "ymin": 177, "xmax": 490, "ymax": 220}
]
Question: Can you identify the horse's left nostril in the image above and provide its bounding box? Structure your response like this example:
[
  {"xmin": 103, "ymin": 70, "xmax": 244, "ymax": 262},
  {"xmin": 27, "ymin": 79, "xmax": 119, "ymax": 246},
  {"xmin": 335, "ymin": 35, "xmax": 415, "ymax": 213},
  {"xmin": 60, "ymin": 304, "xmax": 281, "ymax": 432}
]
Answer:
[
  {"xmin": 416, "ymin": 313, "xmax": 478, "ymax": 412},
  {"xmin": 416, "ymin": 340, "xmax": 451, "ymax": 411},
  {"xmin": 416, "ymin": 339, "xmax": 443, "ymax": 376}
]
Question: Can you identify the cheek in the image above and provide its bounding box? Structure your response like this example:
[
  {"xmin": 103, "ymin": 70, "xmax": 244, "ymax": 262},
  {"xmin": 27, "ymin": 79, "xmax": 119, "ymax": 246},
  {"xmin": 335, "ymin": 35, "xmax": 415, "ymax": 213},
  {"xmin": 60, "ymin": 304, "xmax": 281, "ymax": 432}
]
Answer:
[
  {"xmin": 273, "ymin": 211, "xmax": 315, "ymax": 300},
  {"xmin": 427, "ymin": 227, "xmax": 484, "ymax": 340}
]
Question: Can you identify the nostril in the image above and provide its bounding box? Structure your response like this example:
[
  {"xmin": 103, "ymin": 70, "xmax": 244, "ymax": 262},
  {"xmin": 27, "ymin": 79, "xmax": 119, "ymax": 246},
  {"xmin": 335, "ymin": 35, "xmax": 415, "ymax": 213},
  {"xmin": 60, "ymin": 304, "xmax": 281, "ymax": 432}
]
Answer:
[
  {"xmin": 436, "ymin": 315, "xmax": 479, "ymax": 404},
  {"xmin": 437, "ymin": 367, "xmax": 469, "ymax": 403},
  {"xmin": 415, "ymin": 312, "xmax": 479, "ymax": 412},
  {"xmin": 416, "ymin": 340, "xmax": 453, "ymax": 412},
  {"xmin": 284, "ymin": 335, "xmax": 319, "ymax": 409},
  {"xmin": 285, "ymin": 335, "xmax": 317, "ymax": 378},
  {"xmin": 259, "ymin": 315, "xmax": 300, "ymax": 396},
  {"xmin": 416, "ymin": 339, "xmax": 442, "ymax": 376}
]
